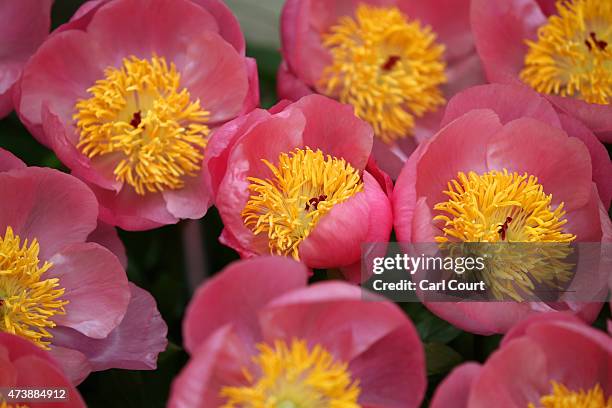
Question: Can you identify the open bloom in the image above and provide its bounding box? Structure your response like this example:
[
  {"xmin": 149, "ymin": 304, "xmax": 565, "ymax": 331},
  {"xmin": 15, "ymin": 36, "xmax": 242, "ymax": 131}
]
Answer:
[
  {"xmin": 471, "ymin": 0, "xmax": 612, "ymax": 142},
  {"xmin": 431, "ymin": 313, "xmax": 612, "ymax": 407},
  {"xmin": 15, "ymin": 0, "xmax": 259, "ymax": 230},
  {"xmin": 0, "ymin": 0, "xmax": 52, "ymax": 119},
  {"xmin": 0, "ymin": 332, "xmax": 86, "ymax": 407},
  {"xmin": 279, "ymin": 0, "xmax": 485, "ymax": 177},
  {"xmin": 0, "ymin": 148, "xmax": 167, "ymax": 384},
  {"xmin": 169, "ymin": 256, "xmax": 426, "ymax": 407},
  {"xmin": 208, "ymin": 95, "xmax": 393, "ymax": 281},
  {"xmin": 392, "ymin": 84, "xmax": 612, "ymax": 334}
]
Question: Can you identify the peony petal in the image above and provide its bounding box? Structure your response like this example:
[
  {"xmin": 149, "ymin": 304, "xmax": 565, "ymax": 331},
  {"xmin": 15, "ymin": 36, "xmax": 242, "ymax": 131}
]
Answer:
[
  {"xmin": 0, "ymin": 167, "xmax": 98, "ymax": 260},
  {"xmin": 48, "ymin": 243, "xmax": 130, "ymax": 339},
  {"xmin": 183, "ymin": 256, "xmax": 309, "ymax": 353},
  {"xmin": 0, "ymin": 148, "xmax": 25, "ymax": 172},
  {"xmin": 86, "ymin": 221, "xmax": 127, "ymax": 269},
  {"xmin": 48, "ymin": 346, "xmax": 92, "ymax": 385},
  {"xmin": 276, "ymin": 60, "xmax": 315, "ymax": 101},
  {"xmin": 430, "ymin": 363, "xmax": 483, "ymax": 408}
]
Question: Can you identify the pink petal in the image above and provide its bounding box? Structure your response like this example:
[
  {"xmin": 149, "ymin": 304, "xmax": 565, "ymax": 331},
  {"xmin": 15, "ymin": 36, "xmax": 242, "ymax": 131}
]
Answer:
[
  {"xmin": 183, "ymin": 256, "xmax": 309, "ymax": 353},
  {"xmin": 259, "ymin": 282, "xmax": 410, "ymax": 363},
  {"xmin": 87, "ymin": 221, "xmax": 128, "ymax": 269},
  {"xmin": 276, "ymin": 60, "xmax": 315, "ymax": 101},
  {"xmin": 558, "ymin": 114, "xmax": 612, "ymax": 208},
  {"xmin": 48, "ymin": 345, "xmax": 92, "ymax": 385},
  {"xmin": 51, "ymin": 283, "xmax": 167, "ymax": 373},
  {"xmin": 299, "ymin": 171, "xmax": 391, "ymax": 271},
  {"xmin": 0, "ymin": 148, "xmax": 25, "ymax": 172},
  {"xmin": 430, "ymin": 363, "xmax": 483, "ymax": 408},
  {"xmin": 190, "ymin": 0, "xmax": 246, "ymax": 54},
  {"xmin": 349, "ymin": 324, "xmax": 426, "ymax": 408},
  {"xmin": 486, "ymin": 118, "xmax": 593, "ymax": 211},
  {"xmin": 442, "ymin": 83, "xmax": 561, "ymax": 129},
  {"xmin": 290, "ymin": 94, "xmax": 373, "ymax": 171},
  {"xmin": 548, "ymin": 95, "xmax": 612, "ymax": 142},
  {"xmin": 48, "ymin": 243, "xmax": 130, "ymax": 339},
  {"xmin": 169, "ymin": 326, "xmax": 252, "ymax": 408},
  {"xmin": 471, "ymin": 0, "xmax": 546, "ymax": 83},
  {"xmin": 0, "ymin": 167, "xmax": 98, "ymax": 260}
]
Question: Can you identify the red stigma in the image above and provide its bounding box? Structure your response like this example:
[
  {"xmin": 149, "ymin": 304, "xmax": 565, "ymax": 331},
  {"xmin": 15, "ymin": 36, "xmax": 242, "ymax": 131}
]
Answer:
[
  {"xmin": 498, "ymin": 217, "xmax": 513, "ymax": 241},
  {"xmin": 382, "ymin": 55, "xmax": 401, "ymax": 71},
  {"xmin": 587, "ymin": 32, "xmax": 607, "ymax": 51},
  {"xmin": 130, "ymin": 111, "xmax": 142, "ymax": 128},
  {"xmin": 305, "ymin": 194, "xmax": 328, "ymax": 211}
]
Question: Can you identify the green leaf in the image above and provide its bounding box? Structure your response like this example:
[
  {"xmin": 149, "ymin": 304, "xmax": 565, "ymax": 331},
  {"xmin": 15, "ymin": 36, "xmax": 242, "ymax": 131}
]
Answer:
[{"xmin": 425, "ymin": 342, "xmax": 463, "ymax": 376}]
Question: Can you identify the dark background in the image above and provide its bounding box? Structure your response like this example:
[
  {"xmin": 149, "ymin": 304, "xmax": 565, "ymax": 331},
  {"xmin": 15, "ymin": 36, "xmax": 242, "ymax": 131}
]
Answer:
[{"xmin": 0, "ymin": 1, "xmax": 609, "ymax": 406}]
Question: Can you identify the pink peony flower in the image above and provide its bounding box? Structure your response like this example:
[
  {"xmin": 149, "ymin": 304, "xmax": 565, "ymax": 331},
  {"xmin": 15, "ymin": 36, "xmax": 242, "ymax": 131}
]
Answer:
[
  {"xmin": 0, "ymin": 147, "xmax": 167, "ymax": 384},
  {"xmin": 392, "ymin": 84, "xmax": 612, "ymax": 334},
  {"xmin": 0, "ymin": 0, "xmax": 53, "ymax": 119},
  {"xmin": 471, "ymin": 0, "xmax": 612, "ymax": 143},
  {"xmin": 15, "ymin": 0, "xmax": 259, "ymax": 231},
  {"xmin": 0, "ymin": 332, "xmax": 86, "ymax": 407},
  {"xmin": 278, "ymin": 0, "xmax": 485, "ymax": 177},
  {"xmin": 169, "ymin": 256, "xmax": 426, "ymax": 408},
  {"xmin": 207, "ymin": 95, "xmax": 393, "ymax": 282},
  {"xmin": 430, "ymin": 313, "xmax": 612, "ymax": 408}
]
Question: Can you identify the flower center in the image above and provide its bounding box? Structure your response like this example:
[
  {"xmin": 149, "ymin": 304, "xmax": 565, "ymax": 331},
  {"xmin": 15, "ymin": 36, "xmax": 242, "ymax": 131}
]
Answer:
[
  {"xmin": 220, "ymin": 339, "xmax": 361, "ymax": 408},
  {"xmin": 242, "ymin": 148, "xmax": 363, "ymax": 259},
  {"xmin": 0, "ymin": 401, "xmax": 29, "ymax": 408},
  {"xmin": 319, "ymin": 4, "xmax": 447, "ymax": 144},
  {"xmin": 74, "ymin": 55, "xmax": 210, "ymax": 195},
  {"xmin": 433, "ymin": 170, "xmax": 576, "ymax": 301},
  {"xmin": 520, "ymin": 0, "xmax": 612, "ymax": 105},
  {"xmin": 528, "ymin": 382, "xmax": 611, "ymax": 408},
  {"xmin": 433, "ymin": 169, "xmax": 576, "ymax": 243},
  {"xmin": 0, "ymin": 227, "xmax": 67, "ymax": 350}
]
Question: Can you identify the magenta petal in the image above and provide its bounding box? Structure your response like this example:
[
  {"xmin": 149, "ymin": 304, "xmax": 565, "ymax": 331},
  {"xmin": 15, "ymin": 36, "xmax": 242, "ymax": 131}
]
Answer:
[
  {"xmin": 471, "ymin": 0, "xmax": 546, "ymax": 83},
  {"xmin": 0, "ymin": 148, "xmax": 25, "ymax": 172},
  {"xmin": 51, "ymin": 283, "xmax": 167, "ymax": 373},
  {"xmin": 430, "ymin": 363, "xmax": 482, "ymax": 408},
  {"xmin": 0, "ymin": 167, "xmax": 98, "ymax": 260},
  {"xmin": 49, "ymin": 243, "xmax": 130, "ymax": 339},
  {"xmin": 87, "ymin": 221, "xmax": 128, "ymax": 269},
  {"xmin": 183, "ymin": 256, "xmax": 309, "ymax": 353},
  {"xmin": 291, "ymin": 94, "xmax": 373, "ymax": 171},
  {"xmin": 349, "ymin": 324, "xmax": 426, "ymax": 408}
]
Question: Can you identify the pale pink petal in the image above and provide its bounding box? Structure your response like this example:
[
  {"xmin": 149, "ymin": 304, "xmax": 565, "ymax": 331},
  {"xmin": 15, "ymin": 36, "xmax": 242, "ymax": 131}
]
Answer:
[
  {"xmin": 183, "ymin": 256, "xmax": 309, "ymax": 353},
  {"xmin": 48, "ymin": 243, "xmax": 130, "ymax": 339},
  {"xmin": 51, "ymin": 283, "xmax": 167, "ymax": 373},
  {"xmin": 430, "ymin": 363, "xmax": 482, "ymax": 408}
]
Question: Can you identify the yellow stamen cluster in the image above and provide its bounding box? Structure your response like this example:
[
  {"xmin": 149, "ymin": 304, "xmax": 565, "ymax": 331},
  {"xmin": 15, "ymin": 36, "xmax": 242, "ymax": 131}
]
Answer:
[
  {"xmin": 0, "ymin": 227, "xmax": 67, "ymax": 350},
  {"xmin": 221, "ymin": 339, "xmax": 361, "ymax": 408},
  {"xmin": 319, "ymin": 4, "xmax": 447, "ymax": 144},
  {"xmin": 434, "ymin": 170, "xmax": 575, "ymax": 243},
  {"xmin": 433, "ymin": 170, "xmax": 576, "ymax": 301},
  {"xmin": 0, "ymin": 402, "xmax": 29, "ymax": 408},
  {"xmin": 521, "ymin": 0, "xmax": 612, "ymax": 104},
  {"xmin": 74, "ymin": 55, "xmax": 210, "ymax": 195},
  {"xmin": 529, "ymin": 382, "xmax": 611, "ymax": 408},
  {"xmin": 242, "ymin": 148, "xmax": 363, "ymax": 259}
]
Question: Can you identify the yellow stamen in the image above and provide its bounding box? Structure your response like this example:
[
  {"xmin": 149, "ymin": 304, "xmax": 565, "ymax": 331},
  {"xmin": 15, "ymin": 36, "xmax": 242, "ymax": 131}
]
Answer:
[
  {"xmin": 529, "ymin": 382, "xmax": 611, "ymax": 408},
  {"xmin": 433, "ymin": 170, "xmax": 575, "ymax": 243},
  {"xmin": 221, "ymin": 339, "xmax": 361, "ymax": 408},
  {"xmin": 0, "ymin": 227, "xmax": 67, "ymax": 350},
  {"xmin": 520, "ymin": 0, "xmax": 612, "ymax": 104},
  {"xmin": 74, "ymin": 55, "xmax": 210, "ymax": 195},
  {"xmin": 319, "ymin": 4, "xmax": 447, "ymax": 144},
  {"xmin": 433, "ymin": 170, "xmax": 576, "ymax": 301},
  {"xmin": 242, "ymin": 148, "xmax": 363, "ymax": 260},
  {"xmin": 0, "ymin": 402, "xmax": 29, "ymax": 408}
]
